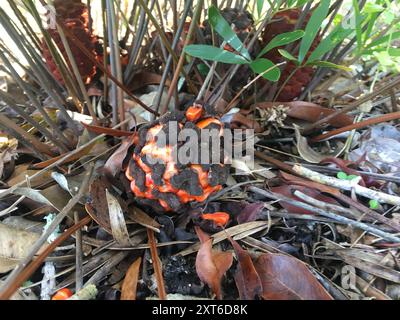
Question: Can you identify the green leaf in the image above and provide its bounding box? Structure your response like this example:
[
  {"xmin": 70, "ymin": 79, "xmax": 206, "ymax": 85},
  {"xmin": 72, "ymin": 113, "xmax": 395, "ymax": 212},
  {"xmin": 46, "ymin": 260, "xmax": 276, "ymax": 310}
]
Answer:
[
  {"xmin": 208, "ymin": 6, "xmax": 250, "ymax": 60},
  {"xmin": 389, "ymin": 48, "xmax": 400, "ymax": 57},
  {"xmin": 184, "ymin": 45, "xmax": 249, "ymax": 64},
  {"xmin": 290, "ymin": 0, "xmax": 311, "ymax": 6},
  {"xmin": 249, "ymin": 58, "xmax": 281, "ymax": 82},
  {"xmin": 337, "ymin": 171, "xmax": 348, "ymax": 180},
  {"xmin": 278, "ymin": 49, "xmax": 298, "ymax": 62},
  {"xmin": 363, "ymin": 3, "xmax": 384, "ymax": 14},
  {"xmin": 197, "ymin": 63, "xmax": 210, "ymax": 76},
  {"xmin": 307, "ymin": 60, "xmax": 351, "ymax": 71},
  {"xmin": 257, "ymin": 30, "xmax": 304, "ymax": 58},
  {"xmin": 364, "ymin": 47, "xmax": 400, "ymax": 57},
  {"xmin": 366, "ymin": 31, "xmax": 400, "ymax": 49},
  {"xmin": 298, "ymin": 0, "xmax": 331, "ymax": 63},
  {"xmin": 369, "ymin": 199, "xmax": 379, "ymax": 210},
  {"xmin": 347, "ymin": 175, "xmax": 359, "ymax": 180},
  {"xmin": 363, "ymin": 12, "xmax": 380, "ymax": 44},
  {"xmin": 296, "ymin": 0, "xmax": 312, "ymax": 6},
  {"xmin": 257, "ymin": 0, "xmax": 264, "ymax": 17},
  {"xmin": 307, "ymin": 25, "xmax": 353, "ymax": 63},
  {"xmin": 374, "ymin": 51, "xmax": 395, "ymax": 67},
  {"xmin": 382, "ymin": 8, "xmax": 395, "ymax": 24},
  {"xmin": 352, "ymin": 0, "xmax": 363, "ymax": 51}
]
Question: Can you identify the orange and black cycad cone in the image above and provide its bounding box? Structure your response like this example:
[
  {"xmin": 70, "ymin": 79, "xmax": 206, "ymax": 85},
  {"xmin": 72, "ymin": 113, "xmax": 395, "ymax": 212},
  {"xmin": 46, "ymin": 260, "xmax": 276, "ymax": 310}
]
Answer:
[{"xmin": 125, "ymin": 104, "xmax": 229, "ymax": 213}]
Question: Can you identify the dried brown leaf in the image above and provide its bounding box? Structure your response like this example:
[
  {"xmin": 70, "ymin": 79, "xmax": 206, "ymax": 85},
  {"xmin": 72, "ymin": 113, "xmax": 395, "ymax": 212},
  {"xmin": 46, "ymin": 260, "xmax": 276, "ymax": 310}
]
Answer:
[
  {"xmin": 31, "ymin": 143, "xmax": 95, "ymax": 169},
  {"xmin": 104, "ymin": 135, "xmax": 135, "ymax": 177},
  {"xmin": 85, "ymin": 176, "xmax": 112, "ymax": 233},
  {"xmin": 294, "ymin": 125, "xmax": 344, "ymax": 163},
  {"xmin": 128, "ymin": 71, "xmax": 170, "ymax": 91},
  {"xmin": 236, "ymin": 202, "xmax": 265, "ymax": 224},
  {"xmin": 333, "ymin": 249, "xmax": 400, "ymax": 283},
  {"xmin": 7, "ymin": 164, "xmax": 53, "ymax": 188},
  {"xmin": 121, "ymin": 257, "xmax": 142, "ymax": 300},
  {"xmin": 254, "ymin": 101, "xmax": 353, "ymax": 127},
  {"xmin": 0, "ymin": 114, "xmax": 55, "ymax": 157},
  {"xmin": 81, "ymin": 122, "xmax": 133, "ymax": 137},
  {"xmin": 106, "ymin": 189, "xmax": 131, "ymax": 246},
  {"xmin": 126, "ymin": 207, "xmax": 161, "ymax": 232},
  {"xmin": 178, "ymin": 221, "xmax": 269, "ymax": 256},
  {"xmin": 229, "ymin": 238, "xmax": 262, "ymax": 300},
  {"xmin": 0, "ymin": 223, "xmax": 42, "ymax": 273},
  {"xmin": 254, "ymin": 252, "xmax": 333, "ymax": 300},
  {"xmin": 195, "ymin": 227, "xmax": 233, "ymax": 299}
]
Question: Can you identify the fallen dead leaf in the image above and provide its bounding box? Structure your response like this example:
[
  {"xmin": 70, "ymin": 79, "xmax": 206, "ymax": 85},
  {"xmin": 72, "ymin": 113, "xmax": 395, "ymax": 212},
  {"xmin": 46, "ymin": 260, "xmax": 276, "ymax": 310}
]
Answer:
[
  {"xmin": 81, "ymin": 122, "xmax": 133, "ymax": 137},
  {"xmin": 7, "ymin": 164, "xmax": 53, "ymax": 188},
  {"xmin": 85, "ymin": 176, "xmax": 113, "ymax": 233},
  {"xmin": 2, "ymin": 216, "xmax": 44, "ymax": 234},
  {"xmin": 121, "ymin": 257, "xmax": 142, "ymax": 300},
  {"xmin": 254, "ymin": 101, "xmax": 353, "ymax": 127},
  {"xmin": 236, "ymin": 202, "xmax": 265, "ymax": 224},
  {"xmin": 104, "ymin": 135, "xmax": 136, "ymax": 177},
  {"xmin": 178, "ymin": 221, "xmax": 269, "ymax": 256},
  {"xmin": 40, "ymin": 185, "xmax": 71, "ymax": 211},
  {"xmin": 12, "ymin": 187, "xmax": 55, "ymax": 209},
  {"xmin": 332, "ymin": 249, "xmax": 400, "ymax": 284},
  {"xmin": 229, "ymin": 238, "xmax": 262, "ymax": 300},
  {"xmin": 126, "ymin": 207, "xmax": 161, "ymax": 232},
  {"xmin": 0, "ymin": 223, "xmax": 43, "ymax": 273},
  {"xmin": 232, "ymin": 101, "xmax": 354, "ymax": 133},
  {"xmin": 106, "ymin": 189, "xmax": 131, "ymax": 246},
  {"xmin": 294, "ymin": 125, "xmax": 345, "ymax": 163},
  {"xmin": 254, "ymin": 252, "xmax": 333, "ymax": 300},
  {"xmin": 128, "ymin": 71, "xmax": 170, "ymax": 92},
  {"xmin": 195, "ymin": 227, "xmax": 233, "ymax": 299},
  {"xmin": 31, "ymin": 143, "xmax": 95, "ymax": 169}
]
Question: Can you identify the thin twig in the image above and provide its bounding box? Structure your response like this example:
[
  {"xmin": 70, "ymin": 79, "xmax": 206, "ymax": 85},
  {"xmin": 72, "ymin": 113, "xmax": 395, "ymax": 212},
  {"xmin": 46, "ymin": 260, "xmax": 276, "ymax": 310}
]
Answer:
[
  {"xmin": 248, "ymin": 186, "xmax": 400, "ymax": 243},
  {"xmin": 302, "ymin": 75, "xmax": 400, "ymax": 134},
  {"xmin": 147, "ymin": 228, "xmax": 167, "ymax": 300},
  {"xmin": 292, "ymin": 164, "xmax": 400, "ymax": 206},
  {"xmin": 311, "ymin": 111, "xmax": 400, "ymax": 142},
  {"xmin": 74, "ymin": 212, "xmax": 83, "ymax": 292}
]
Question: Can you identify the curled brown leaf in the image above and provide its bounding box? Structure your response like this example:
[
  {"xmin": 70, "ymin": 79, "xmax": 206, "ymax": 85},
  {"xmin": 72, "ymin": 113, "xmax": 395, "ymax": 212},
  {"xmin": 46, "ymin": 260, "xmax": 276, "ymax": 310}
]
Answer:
[
  {"xmin": 229, "ymin": 238, "xmax": 262, "ymax": 300},
  {"xmin": 104, "ymin": 135, "xmax": 136, "ymax": 177},
  {"xmin": 195, "ymin": 227, "xmax": 233, "ymax": 299}
]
